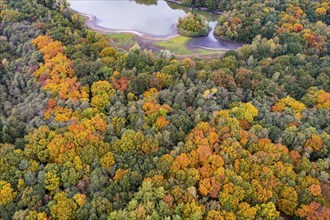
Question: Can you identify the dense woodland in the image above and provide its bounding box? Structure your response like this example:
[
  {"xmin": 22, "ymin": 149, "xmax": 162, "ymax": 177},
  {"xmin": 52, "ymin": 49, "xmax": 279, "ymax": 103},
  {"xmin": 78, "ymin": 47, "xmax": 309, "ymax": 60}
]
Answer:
[{"xmin": 0, "ymin": 0, "xmax": 329, "ymax": 219}]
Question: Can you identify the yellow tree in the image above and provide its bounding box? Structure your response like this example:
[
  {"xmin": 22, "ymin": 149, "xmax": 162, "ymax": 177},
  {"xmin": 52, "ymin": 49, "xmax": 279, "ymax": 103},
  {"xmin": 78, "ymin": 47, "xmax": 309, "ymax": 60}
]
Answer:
[
  {"xmin": 0, "ymin": 180, "xmax": 16, "ymax": 206},
  {"xmin": 91, "ymin": 80, "xmax": 115, "ymax": 112},
  {"xmin": 277, "ymin": 186, "xmax": 298, "ymax": 215},
  {"xmin": 272, "ymin": 96, "xmax": 306, "ymax": 119},
  {"xmin": 230, "ymin": 102, "xmax": 258, "ymax": 122},
  {"xmin": 50, "ymin": 192, "xmax": 78, "ymax": 220}
]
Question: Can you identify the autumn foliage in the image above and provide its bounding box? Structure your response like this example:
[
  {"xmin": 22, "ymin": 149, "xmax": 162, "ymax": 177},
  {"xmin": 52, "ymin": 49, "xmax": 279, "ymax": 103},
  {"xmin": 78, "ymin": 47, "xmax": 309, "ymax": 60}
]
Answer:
[
  {"xmin": 0, "ymin": 0, "xmax": 329, "ymax": 218},
  {"xmin": 32, "ymin": 35, "xmax": 89, "ymax": 102}
]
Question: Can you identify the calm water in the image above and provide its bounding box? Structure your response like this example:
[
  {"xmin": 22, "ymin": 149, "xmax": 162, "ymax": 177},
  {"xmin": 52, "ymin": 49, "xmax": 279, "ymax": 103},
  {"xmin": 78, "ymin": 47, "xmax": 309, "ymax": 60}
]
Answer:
[{"xmin": 68, "ymin": 0, "xmax": 242, "ymax": 50}]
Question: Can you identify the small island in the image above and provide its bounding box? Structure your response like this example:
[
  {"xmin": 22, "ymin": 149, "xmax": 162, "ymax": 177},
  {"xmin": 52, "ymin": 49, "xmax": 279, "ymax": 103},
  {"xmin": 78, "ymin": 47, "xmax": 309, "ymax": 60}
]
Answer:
[{"xmin": 177, "ymin": 12, "xmax": 211, "ymax": 37}]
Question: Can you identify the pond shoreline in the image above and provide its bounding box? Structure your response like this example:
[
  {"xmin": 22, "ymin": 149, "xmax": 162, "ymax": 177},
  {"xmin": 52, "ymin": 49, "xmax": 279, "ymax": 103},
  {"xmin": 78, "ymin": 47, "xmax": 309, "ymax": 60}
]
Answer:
[
  {"xmin": 69, "ymin": 1, "xmax": 240, "ymax": 52},
  {"xmin": 72, "ymin": 9, "xmax": 180, "ymax": 41}
]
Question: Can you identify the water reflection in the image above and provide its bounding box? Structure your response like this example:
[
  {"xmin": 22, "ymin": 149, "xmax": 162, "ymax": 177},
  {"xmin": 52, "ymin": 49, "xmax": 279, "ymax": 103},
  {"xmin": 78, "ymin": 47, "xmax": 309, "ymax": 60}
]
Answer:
[
  {"xmin": 135, "ymin": 0, "xmax": 157, "ymax": 5},
  {"xmin": 68, "ymin": 0, "xmax": 242, "ymax": 50},
  {"xmin": 188, "ymin": 21, "xmax": 243, "ymax": 50},
  {"xmin": 69, "ymin": 0, "xmax": 185, "ymax": 36}
]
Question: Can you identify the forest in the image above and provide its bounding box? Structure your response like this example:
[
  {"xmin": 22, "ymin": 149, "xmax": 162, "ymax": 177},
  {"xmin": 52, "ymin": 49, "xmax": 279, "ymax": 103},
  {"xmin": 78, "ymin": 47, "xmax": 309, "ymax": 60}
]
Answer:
[{"xmin": 0, "ymin": 0, "xmax": 329, "ymax": 219}]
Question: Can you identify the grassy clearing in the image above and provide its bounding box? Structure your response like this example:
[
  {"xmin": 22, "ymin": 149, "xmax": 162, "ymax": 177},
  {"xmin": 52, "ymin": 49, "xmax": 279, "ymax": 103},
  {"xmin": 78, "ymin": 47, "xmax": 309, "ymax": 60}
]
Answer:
[
  {"xmin": 105, "ymin": 33, "xmax": 224, "ymax": 57},
  {"xmin": 105, "ymin": 33, "xmax": 136, "ymax": 48},
  {"xmin": 155, "ymin": 36, "xmax": 224, "ymax": 56},
  {"xmin": 155, "ymin": 36, "xmax": 192, "ymax": 55}
]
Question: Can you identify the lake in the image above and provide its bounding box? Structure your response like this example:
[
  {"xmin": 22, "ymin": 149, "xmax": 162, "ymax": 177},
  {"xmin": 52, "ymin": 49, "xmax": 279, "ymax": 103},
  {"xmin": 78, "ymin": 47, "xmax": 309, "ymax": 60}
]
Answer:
[{"xmin": 68, "ymin": 0, "xmax": 242, "ymax": 50}]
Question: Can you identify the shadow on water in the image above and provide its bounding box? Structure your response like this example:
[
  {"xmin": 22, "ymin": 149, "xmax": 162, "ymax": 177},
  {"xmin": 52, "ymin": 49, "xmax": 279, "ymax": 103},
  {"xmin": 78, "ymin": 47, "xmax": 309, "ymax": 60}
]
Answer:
[{"xmin": 187, "ymin": 21, "xmax": 244, "ymax": 50}]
